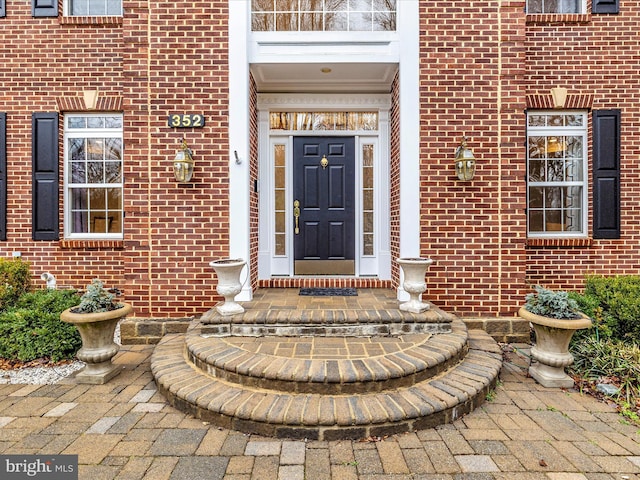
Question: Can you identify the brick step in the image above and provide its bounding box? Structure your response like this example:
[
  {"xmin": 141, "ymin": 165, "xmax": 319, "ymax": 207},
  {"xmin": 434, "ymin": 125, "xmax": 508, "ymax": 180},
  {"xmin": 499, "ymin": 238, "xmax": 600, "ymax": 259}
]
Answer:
[
  {"xmin": 151, "ymin": 329, "xmax": 502, "ymax": 441},
  {"xmin": 199, "ymin": 300, "xmax": 454, "ymax": 337},
  {"xmin": 185, "ymin": 319, "xmax": 469, "ymax": 394}
]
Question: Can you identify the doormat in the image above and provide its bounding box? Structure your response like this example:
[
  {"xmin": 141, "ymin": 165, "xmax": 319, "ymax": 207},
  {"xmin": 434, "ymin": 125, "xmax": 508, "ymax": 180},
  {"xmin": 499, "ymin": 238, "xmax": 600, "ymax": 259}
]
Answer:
[{"xmin": 299, "ymin": 288, "xmax": 358, "ymax": 296}]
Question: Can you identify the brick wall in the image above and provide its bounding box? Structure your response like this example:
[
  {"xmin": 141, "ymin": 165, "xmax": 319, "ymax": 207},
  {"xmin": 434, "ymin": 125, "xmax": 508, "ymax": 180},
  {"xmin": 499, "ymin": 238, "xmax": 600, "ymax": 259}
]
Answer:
[
  {"xmin": 523, "ymin": 5, "xmax": 640, "ymax": 292},
  {"xmin": 389, "ymin": 72, "xmax": 401, "ymax": 288},
  {"xmin": 1, "ymin": 2, "xmax": 230, "ymax": 317},
  {"xmin": 418, "ymin": 1, "xmax": 528, "ymax": 316},
  {"xmin": 3, "ymin": 2, "xmax": 639, "ymax": 320}
]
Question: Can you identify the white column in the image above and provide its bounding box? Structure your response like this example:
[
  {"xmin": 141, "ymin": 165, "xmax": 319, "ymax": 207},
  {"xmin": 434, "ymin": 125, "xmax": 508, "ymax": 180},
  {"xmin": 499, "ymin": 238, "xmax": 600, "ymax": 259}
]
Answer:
[
  {"xmin": 398, "ymin": 0, "xmax": 421, "ymax": 300},
  {"xmin": 228, "ymin": 3, "xmax": 252, "ymax": 300}
]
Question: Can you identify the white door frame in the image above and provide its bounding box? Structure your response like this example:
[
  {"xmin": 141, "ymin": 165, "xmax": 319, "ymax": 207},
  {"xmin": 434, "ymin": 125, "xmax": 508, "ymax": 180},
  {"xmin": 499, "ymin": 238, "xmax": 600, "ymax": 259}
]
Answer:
[{"xmin": 256, "ymin": 94, "xmax": 391, "ymax": 280}]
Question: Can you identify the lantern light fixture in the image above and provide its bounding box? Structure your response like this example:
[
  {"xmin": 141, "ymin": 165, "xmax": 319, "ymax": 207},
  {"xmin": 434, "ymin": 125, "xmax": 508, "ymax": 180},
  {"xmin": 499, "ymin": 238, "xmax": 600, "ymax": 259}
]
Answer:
[
  {"xmin": 173, "ymin": 138, "xmax": 194, "ymax": 183},
  {"xmin": 454, "ymin": 135, "xmax": 476, "ymax": 181}
]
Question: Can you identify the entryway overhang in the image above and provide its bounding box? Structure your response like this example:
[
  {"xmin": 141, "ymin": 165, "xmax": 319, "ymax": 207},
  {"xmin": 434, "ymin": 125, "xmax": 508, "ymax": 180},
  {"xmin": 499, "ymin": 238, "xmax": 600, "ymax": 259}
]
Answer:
[{"xmin": 250, "ymin": 62, "xmax": 398, "ymax": 93}]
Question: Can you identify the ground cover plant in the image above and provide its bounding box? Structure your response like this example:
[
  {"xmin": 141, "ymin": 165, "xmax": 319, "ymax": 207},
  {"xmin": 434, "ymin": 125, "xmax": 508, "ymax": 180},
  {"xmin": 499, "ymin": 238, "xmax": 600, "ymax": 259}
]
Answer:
[
  {"xmin": 569, "ymin": 275, "xmax": 640, "ymax": 423},
  {"xmin": 0, "ymin": 259, "xmax": 82, "ymax": 365}
]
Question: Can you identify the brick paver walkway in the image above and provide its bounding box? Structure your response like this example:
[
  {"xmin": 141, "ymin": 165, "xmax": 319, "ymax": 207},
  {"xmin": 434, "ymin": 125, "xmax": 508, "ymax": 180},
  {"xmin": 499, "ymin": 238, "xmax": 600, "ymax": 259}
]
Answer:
[{"xmin": 1, "ymin": 343, "xmax": 639, "ymax": 479}]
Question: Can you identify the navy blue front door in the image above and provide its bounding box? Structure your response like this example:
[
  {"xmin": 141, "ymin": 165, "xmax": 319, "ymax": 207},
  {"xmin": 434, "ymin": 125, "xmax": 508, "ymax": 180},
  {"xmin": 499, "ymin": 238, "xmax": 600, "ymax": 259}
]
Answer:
[{"xmin": 293, "ymin": 137, "xmax": 355, "ymax": 275}]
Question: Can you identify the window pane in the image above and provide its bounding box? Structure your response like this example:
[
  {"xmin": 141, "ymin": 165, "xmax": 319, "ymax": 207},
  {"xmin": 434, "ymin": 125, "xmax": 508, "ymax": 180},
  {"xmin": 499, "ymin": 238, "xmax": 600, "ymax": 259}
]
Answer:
[
  {"xmin": 253, "ymin": 0, "xmax": 394, "ymax": 31},
  {"xmin": 300, "ymin": 13, "xmax": 323, "ymax": 30},
  {"xmin": 528, "ymin": 159, "xmax": 545, "ymax": 182},
  {"xmin": 529, "ymin": 187, "xmax": 543, "ymax": 209},
  {"xmin": 105, "ymin": 162, "xmax": 121, "ymax": 183},
  {"xmin": 527, "ymin": 0, "xmax": 581, "ymax": 12},
  {"xmin": 566, "ymin": 114, "xmax": 583, "ymax": 127},
  {"xmin": 276, "ymin": 13, "xmax": 298, "ymax": 30},
  {"xmin": 65, "ymin": 114, "xmax": 123, "ymax": 237},
  {"xmin": 373, "ymin": 11, "xmax": 395, "ymax": 31},
  {"xmin": 527, "ymin": 111, "xmax": 586, "ymax": 236},
  {"xmin": 107, "ymin": 188, "xmax": 121, "ymax": 209},
  {"xmin": 253, "ymin": 0, "xmax": 274, "ymax": 11},
  {"xmin": 87, "ymin": 162, "xmax": 104, "ymax": 183},
  {"xmin": 87, "ymin": 139, "xmax": 104, "ymax": 159},
  {"xmin": 270, "ymin": 111, "xmax": 378, "ymax": 131},
  {"xmin": 68, "ymin": 117, "xmax": 86, "ymax": 129},
  {"xmin": 69, "ymin": 0, "xmax": 123, "ymax": 16},
  {"xmin": 87, "ymin": 117, "xmax": 104, "ymax": 128},
  {"xmin": 252, "ymin": 13, "xmax": 274, "ymax": 30},
  {"xmin": 69, "ymin": 0, "xmax": 88, "ymax": 15},
  {"xmin": 70, "ymin": 162, "xmax": 86, "ymax": 183},
  {"xmin": 105, "ymin": 138, "xmax": 122, "ymax": 160},
  {"xmin": 349, "ymin": 12, "xmax": 371, "ymax": 31},
  {"xmin": 104, "ymin": 116, "xmax": 122, "ymax": 128}
]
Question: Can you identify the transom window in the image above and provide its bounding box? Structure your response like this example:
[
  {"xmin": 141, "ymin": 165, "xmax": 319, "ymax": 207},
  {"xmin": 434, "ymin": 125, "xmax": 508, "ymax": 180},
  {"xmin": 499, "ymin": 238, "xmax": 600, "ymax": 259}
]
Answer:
[
  {"xmin": 66, "ymin": 0, "xmax": 122, "ymax": 16},
  {"xmin": 64, "ymin": 114, "xmax": 123, "ymax": 238},
  {"xmin": 270, "ymin": 112, "xmax": 378, "ymax": 131},
  {"xmin": 527, "ymin": 111, "xmax": 587, "ymax": 237},
  {"xmin": 252, "ymin": 0, "xmax": 396, "ymax": 31},
  {"xmin": 526, "ymin": 0, "xmax": 584, "ymax": 13}
]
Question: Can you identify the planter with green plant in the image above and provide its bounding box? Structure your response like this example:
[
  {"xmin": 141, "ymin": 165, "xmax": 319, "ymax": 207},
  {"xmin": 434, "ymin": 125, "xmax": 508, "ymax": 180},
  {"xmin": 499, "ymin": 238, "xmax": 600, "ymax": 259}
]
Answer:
[
  {"xmin": 518, "ymin": 285, "xmax": 592, "ymax": 388},
  {"xmin": 60, "ymin": 279, "xmax": 133, "ymax": 384}
]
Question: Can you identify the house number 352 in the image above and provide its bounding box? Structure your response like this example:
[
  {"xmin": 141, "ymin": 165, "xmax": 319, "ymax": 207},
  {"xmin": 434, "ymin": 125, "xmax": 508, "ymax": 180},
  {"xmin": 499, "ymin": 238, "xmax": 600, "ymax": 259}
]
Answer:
[{"xmin": 168, "ymin": 114, "xmax": 205, "ymax": 128}]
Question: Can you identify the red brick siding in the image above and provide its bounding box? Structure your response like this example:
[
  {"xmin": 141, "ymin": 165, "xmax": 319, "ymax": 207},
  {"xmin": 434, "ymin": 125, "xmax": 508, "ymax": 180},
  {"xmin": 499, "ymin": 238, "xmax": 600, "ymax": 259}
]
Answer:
[
  {"xmin": 389, "ymin": 71, "xmax": 401, "ymax": 289},
  {"xmin": 418, "ymin": 1, "xmax": 527, "ymax": 315},
  {"xmin": 249, "ymin": 73, "xmax": 259, "ymax": 293},
  {"xmin": 3, "ymin": 2, "xmax": 639, "ymax": 319},
  {"xmin": 1, "ymin": 2, "xmax": 230, "ymax": 316},
  {"xmin": 524, "ymin": 5, "xmax": 640, "ymax": 292}
]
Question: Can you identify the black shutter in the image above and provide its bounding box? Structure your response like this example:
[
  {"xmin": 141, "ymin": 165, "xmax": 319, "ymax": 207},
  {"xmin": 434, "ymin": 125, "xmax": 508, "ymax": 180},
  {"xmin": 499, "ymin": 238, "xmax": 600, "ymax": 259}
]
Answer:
[
  {"xmin": 593, "ymin": 0, "xmax": 619, "ymax": 14},
  {"xmin": 592, "ymin": 109, "xmax": 621, "ymax": 239},
  {"xmin": 0, "ymin": 0, "xmax": 6, "ymax": 18},
  {"xmin": 32, "ymin": 113, "xmax": 59, "ymax": 241},
  {"xmin": 32, "ymin": 0, "xmax": 58, "ymax": 17},
  {"xmin": 0, "ymin": 113, "xmax": 6, "ymax": 240}
]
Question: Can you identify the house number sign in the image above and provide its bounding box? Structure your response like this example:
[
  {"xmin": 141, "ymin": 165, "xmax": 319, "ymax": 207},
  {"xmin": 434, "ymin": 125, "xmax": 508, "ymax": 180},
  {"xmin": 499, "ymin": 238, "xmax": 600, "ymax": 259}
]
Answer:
[{"xmin": 168, "ymin": 114, "xmax": 205, "ymax": 128}]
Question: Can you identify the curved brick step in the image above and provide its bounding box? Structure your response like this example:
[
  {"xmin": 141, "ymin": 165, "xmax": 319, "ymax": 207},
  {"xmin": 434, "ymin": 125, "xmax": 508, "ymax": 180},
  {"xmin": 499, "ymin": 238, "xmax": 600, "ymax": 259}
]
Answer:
[
  {"xmin": 151, "ymin": 329, "xmax": 502, "ymax": 441},
  {"xmin": 199, "ymin": 301, "xmax": 454, "ymax": 337},
  {"xmin": 185, "ymin": 319, "xmax": 469, "ymax": 394}
]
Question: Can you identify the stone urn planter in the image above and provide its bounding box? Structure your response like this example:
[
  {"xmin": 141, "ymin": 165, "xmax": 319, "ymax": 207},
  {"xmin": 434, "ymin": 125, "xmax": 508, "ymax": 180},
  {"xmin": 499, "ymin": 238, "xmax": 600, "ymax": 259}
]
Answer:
[
  {"xmin": 210, "ymin": 258, "xmax": 246, "ymax": 316},
  {"xmin": 519, "ymin": 286, "xmax": 592, "ymax": 388},
  {"xmin": 397, "ymin": 257, "xmax": 434, "ymax": 313},
  {"xmin": 60, "ymin": 280, "xmax": 133, "ymax": 385}
]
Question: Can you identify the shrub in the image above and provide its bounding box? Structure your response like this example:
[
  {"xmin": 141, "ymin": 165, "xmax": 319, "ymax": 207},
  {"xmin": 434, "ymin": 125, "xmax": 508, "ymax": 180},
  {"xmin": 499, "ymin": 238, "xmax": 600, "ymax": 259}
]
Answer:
[
  {"xmin": 0, "ymin": 289, "xmax": 82, "ymax": 362},
  {"xmin": 523, "ymin": 285, "xmax": 582, "ymax": 319},
  {"xmin": 0, "ymin": 258, "xmax": 31, "ymax": 311},
  {"xmin": 71, "ymin": 279, "xmax": 123, "ymax": 313},
  {"xmin": 570, "ymin": 335, "xmax": 640, "ymax": 406},
  {"xmin": 576, "ymin": 275, "xmax": 640, "ymax": 343}
]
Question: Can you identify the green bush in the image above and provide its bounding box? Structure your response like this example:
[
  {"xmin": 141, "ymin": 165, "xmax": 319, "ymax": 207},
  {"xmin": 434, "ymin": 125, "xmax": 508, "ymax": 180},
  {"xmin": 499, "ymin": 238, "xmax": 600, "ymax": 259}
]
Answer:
[
  {"xmin": 0, "ymin": 289, "xmax": 82, "ymax": 362},
  {"xmin": 574, "ymin": 275, "xmax": 640, "ymax": 343},
  {"xmin": 570, "ymin": 335, "xmax": 640, "ymax": 405},
  {"xmin": 0, "ymin": 258, "xmax": 31, "ymax": 311}
]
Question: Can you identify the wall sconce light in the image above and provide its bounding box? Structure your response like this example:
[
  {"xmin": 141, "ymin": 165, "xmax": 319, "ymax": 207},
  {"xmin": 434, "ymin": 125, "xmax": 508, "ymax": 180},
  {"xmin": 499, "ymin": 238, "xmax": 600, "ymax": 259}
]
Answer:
[
  {"xmin": 454, "ymin": 136, "xmax": 476, "ymax": 181},
  {"xmin": 173, "ymin": 138, "xmax": 194, "ymax": 183}
]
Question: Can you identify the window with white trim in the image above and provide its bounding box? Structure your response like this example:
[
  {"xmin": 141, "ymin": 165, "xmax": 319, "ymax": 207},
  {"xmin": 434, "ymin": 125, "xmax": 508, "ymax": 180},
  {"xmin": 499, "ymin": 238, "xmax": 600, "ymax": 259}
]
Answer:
[
  {"xmin": 526, "ymin": 0, "xmax": 585, "ymax": 13},
  {"xmin": 64, "ymin": 114, "xmax": 123, "ymax": 238},
  {"xmin": 251, "ymin": 0, "xmax": 396, "ymax": 31},
  {"xmin": 527, "ymin": 111, "xmax": 587, "ymax": 237},
  {"xmin": 65, "ymin": 0, "xmax": 122, "ymax": 16}
]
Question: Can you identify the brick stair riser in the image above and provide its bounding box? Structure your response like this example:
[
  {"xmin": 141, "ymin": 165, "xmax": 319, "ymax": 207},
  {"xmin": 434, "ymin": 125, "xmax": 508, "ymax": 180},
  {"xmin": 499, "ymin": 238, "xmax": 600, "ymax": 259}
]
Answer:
[{"xmin": 151, "ymin": 332, "xmax": 502, "ymax": 441}]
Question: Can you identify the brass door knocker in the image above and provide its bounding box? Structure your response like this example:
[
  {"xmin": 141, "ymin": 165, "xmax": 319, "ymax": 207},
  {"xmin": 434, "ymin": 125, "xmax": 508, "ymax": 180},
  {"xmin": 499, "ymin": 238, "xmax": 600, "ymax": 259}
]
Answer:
[{"xmin": 320, "ymin": 155, "xmax": 328, "ymax": 169}]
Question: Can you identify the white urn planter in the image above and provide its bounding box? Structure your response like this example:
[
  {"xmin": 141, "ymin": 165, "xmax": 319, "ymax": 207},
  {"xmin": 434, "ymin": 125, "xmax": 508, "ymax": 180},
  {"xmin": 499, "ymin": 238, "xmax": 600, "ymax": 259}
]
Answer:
[
  {"xmin": 397, "ymin": 257, "xmax": 434, "ymax": 313},
  {"xmin": 518, "ymin": 307, "xmax": 592, "ymax": 388},
  {"xmin": 60, "ymin": 303, "xmax": 133, "ymax": 385},
  {"xmin": 210, "ymin": 258, "xmax": 246, "ymax": 316}
]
